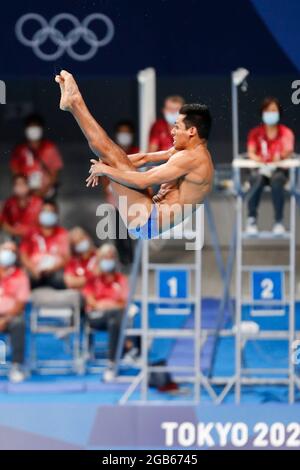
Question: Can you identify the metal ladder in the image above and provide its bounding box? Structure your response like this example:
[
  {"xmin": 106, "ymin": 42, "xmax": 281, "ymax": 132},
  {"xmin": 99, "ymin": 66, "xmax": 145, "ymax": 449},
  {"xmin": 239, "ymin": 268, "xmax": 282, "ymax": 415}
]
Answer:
[
  {"xmin": 233, "ymin": 157, "xmax": 300, "ymax": 404},
  {"xmin": 118, "ymin": 207, "xmax": 210, "ymax": 404}
]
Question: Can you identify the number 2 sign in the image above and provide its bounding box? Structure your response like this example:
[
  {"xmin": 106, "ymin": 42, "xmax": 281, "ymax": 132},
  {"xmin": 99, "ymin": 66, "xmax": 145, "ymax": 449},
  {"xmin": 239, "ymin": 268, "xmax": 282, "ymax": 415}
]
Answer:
[{"xmin": 251, "ymin": 271, "xmax": 284, "ymax": 302}]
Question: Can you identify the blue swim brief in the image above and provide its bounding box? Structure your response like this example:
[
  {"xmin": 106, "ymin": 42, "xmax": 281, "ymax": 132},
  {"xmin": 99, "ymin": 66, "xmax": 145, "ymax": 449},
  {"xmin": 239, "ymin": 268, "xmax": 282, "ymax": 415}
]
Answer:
[{"xmin": 127, "ymin": 204, "xmax": 159, "ymax": 240}]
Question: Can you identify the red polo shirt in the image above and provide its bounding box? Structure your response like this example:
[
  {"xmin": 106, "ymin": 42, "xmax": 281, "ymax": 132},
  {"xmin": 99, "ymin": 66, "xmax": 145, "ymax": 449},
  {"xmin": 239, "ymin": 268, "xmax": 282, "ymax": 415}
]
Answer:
[
  {"xmin": 0, "ymin": 267, "xmax": 30, "ymax": 315},
  {"xmin": 20, "ymin": 226, "xmax": 70, "ymax": 267},
  {"xmin": 10, "ymin": 140, "xmax": 63, "ymax": 190},
  {"xmin": 1, "ymin": 195, "xmax": 43, "ymax": 237},
  {"xmin": 247, "ymin": 124, "xmax": 294, "ymax": 163},
  {"xmin": 149, "ymin": 118, "xmax": 173, "ymax": 151},
  {"xmin": 64, "ymin": 252, "xmax": 97, "ymax": 282},
  {"xmin": 83, "ymin": 272, "xmax": 128, "ymax": 312}
]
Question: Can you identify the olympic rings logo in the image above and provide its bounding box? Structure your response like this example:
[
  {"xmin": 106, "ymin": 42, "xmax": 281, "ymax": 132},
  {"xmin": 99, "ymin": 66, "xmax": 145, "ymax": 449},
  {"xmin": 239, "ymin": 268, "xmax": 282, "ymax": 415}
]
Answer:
[{"xmin": 15, "ymin": 13, "xmax": 115, "ymax": 61}]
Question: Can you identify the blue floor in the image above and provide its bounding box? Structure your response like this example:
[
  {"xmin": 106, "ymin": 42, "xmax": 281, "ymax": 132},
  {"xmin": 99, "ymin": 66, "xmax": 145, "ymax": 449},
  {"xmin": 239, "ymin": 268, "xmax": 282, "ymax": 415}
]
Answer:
[{"xmin": 0, "ymin": 298, "xmax": 299, "ymax": 405}]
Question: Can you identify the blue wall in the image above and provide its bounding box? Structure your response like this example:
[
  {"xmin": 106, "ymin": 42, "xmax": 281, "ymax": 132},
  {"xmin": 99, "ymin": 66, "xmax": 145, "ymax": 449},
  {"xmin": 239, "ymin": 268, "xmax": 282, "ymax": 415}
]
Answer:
[
  {"xmin": 0, "ymin": 0, "xmax": 298, "ymax": 78},
  {"xmin": 0, "ymin": 402, "xmax": 298, "ymax": 449}
]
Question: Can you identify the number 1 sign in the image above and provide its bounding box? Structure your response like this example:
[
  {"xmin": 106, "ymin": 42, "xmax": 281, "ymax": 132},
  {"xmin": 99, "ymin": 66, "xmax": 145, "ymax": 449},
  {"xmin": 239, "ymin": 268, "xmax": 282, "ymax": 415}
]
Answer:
[{"xmin": 157, "ymin": 270, "xmax": 188, "ymax": 299}]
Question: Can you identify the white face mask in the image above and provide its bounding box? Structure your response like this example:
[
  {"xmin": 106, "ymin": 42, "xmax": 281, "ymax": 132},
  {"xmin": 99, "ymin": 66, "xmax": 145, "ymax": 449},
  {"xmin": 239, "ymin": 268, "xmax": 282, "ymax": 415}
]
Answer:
[
  {"xmin": 262, "ymin": 111, "xmax": 280, "ymax": 126},
  {"xmin": 75, "ymin": 239, "xmax": 91, "ymax": 254},
  {"xmin": 25, "ymin": 126, "xmax": 43, "ymax": 141},
  {"xmin": 164, "ymin": 111, "xmax": 179, "ymax": 126},
  {"xmin": 116, "ymin": 132, "xmax": 133, "ymax": 147},
  {"xmin": 39, "ymin": 211, "xmax": 58, "ymax": 227},
  {"xmin": 99, "ymin": 259, "xmax": 116, "ymax": 272},
  {"xmin": 0, "ymin": 250, "xmax": 17, "ymax": 267}
]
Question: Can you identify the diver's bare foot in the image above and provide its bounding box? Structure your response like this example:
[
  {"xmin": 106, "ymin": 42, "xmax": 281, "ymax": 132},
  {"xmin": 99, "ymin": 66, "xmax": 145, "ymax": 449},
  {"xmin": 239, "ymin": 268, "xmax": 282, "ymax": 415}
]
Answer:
[{"xmin": 55, "ymin": 70, "xmax": 81, "ymax": 111}]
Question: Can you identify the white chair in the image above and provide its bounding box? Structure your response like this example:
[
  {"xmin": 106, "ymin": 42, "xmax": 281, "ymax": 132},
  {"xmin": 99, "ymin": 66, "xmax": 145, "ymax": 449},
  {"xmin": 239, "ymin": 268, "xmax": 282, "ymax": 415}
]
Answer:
[{"xmin": 30, "ymin": 288, "xmax": 81, "ymax": 375}]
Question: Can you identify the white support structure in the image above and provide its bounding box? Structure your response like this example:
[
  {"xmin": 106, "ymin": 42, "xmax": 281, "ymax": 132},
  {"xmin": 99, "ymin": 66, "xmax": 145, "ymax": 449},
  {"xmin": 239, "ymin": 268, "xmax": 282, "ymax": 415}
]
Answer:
[
  {"xmin": 119, "ymin": 209, "xmax": 205, "ymax": 404},
  {"xmin": 137, "ymin": 67, "xmax": 156, "ymax": 152},
  {"xmin": 233, "ymin": 156, "xmax": 300, "ymax": 404},
  {"xmin": 143, "ymin": 211, "xmax": 203, "ymax": 403},
  {"xmin": 231, "ymin": 68, "xmax": 249, "ymax": 160}
]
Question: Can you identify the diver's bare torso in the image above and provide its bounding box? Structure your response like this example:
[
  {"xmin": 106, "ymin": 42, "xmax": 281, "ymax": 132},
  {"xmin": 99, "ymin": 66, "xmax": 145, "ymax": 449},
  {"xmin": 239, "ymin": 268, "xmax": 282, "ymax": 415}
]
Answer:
[{"xmin": 152, "ymin": 145, "xmax": 214, "ymax": 230}]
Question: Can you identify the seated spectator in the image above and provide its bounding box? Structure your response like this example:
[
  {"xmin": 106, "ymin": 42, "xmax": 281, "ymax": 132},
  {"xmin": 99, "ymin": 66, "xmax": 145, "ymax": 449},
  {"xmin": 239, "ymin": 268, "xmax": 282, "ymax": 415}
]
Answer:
[
  {"xmin": 82, "ymin": 244, "xmax": 128, "ymax": 382},
  {"xmin": 148, "ymin": 95, "xmax": 185, "ymax": 151},
  {"xmin": 64, "ymin": 227, "xmax": 97, "ymax": 291},
  {"xmin": 20, "ymin": 201, "xmax": 69, "ymax": 289},
  {"xmin": 10, "ymin": 113, "xmax": 63, "ymax": 200},
  {"xmin": 1, "ymin": 174, "xmax": 43, "ymax": 240},
  {"xmin": 246, "ymin": 97, "xmax": 295, "ymax": 235},
  {"xmin": 114, "ymin": 120, "xmax": 139, "ymax": 155},
  {"xmin": 0, "ymin": 241, "xmax": 30, "ymax": 383}
]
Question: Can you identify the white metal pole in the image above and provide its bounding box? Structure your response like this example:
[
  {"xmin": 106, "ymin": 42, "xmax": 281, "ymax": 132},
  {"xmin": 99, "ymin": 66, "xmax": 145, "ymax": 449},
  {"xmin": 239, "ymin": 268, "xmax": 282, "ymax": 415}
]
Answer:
[
  {"xmin": 141, "ymin": 240, "xmax": 149, "ymax": 401},
  {"xmin": 232, "ymin": 68, "xmax": 249, "ymax": 402},
  {"xmin": 231, "ymin": 75, "xmax": 239, "ymax": 160},
  {"xmin": 194, "ymin": 208, "xmax": 202, "ymax": 403},
  {"xmin": 138, "ymin": 67, "xmax": 156, "ymax": 153},
  {"xmin": 289, "ymin": 168, "xmax": 296, "ymax": 403},
  {"xmin": 231, "ymin": 68, "xmax": 249, "ymax": 160},
  {"xmin": 235, "ymin": 191, "xmax": 242, "ymax": 403}
]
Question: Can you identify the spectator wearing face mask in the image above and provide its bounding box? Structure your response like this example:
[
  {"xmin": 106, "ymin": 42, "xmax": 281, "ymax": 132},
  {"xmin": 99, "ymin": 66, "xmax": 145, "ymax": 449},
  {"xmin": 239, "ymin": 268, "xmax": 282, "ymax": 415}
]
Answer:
[
  {"xmin": 64, "ymin": 227, "xmax": 97, "ymax": 291},
  {"xmin": 19, "ymin": 201, "xmax": 70, "ymax": 289},
  {"xmin": 114, "ymin": 120, "xmax": 139, "ymax": 155},
  {"xmin": 10, "ymin": 113, "xmax": 63, "ymax": 200},
  {"xmin": 82, "ymin": 244, "xmax": 128, "ymax": 382},
  {"xmin": 246, "ymin": 97, "xmax": 295, "ymax": 236},
  {"xmin": 0, "ymin": 241, "xmax": 30, "ymax": 383},
  {"xmin": 1, "ymin": 174, "xmax": 43, "ymax": 240},
  {"xmin": 148, "ymin": 95, "xmax": 185, "ymax": 152}
]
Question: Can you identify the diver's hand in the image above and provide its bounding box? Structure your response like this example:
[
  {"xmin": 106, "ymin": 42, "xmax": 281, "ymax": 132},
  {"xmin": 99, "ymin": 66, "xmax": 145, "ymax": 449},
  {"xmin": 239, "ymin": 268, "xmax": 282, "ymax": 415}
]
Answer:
[{"xmin": 86, "ymin": 159, "xmax": 106, "ymax": 187}]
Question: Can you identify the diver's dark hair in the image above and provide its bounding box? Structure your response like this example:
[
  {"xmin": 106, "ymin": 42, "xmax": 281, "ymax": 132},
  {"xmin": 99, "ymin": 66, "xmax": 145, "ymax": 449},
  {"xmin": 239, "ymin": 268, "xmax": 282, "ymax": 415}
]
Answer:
[{"xmin": 180, "ymin": 103, "xmax": 212, "ymax": 140}]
